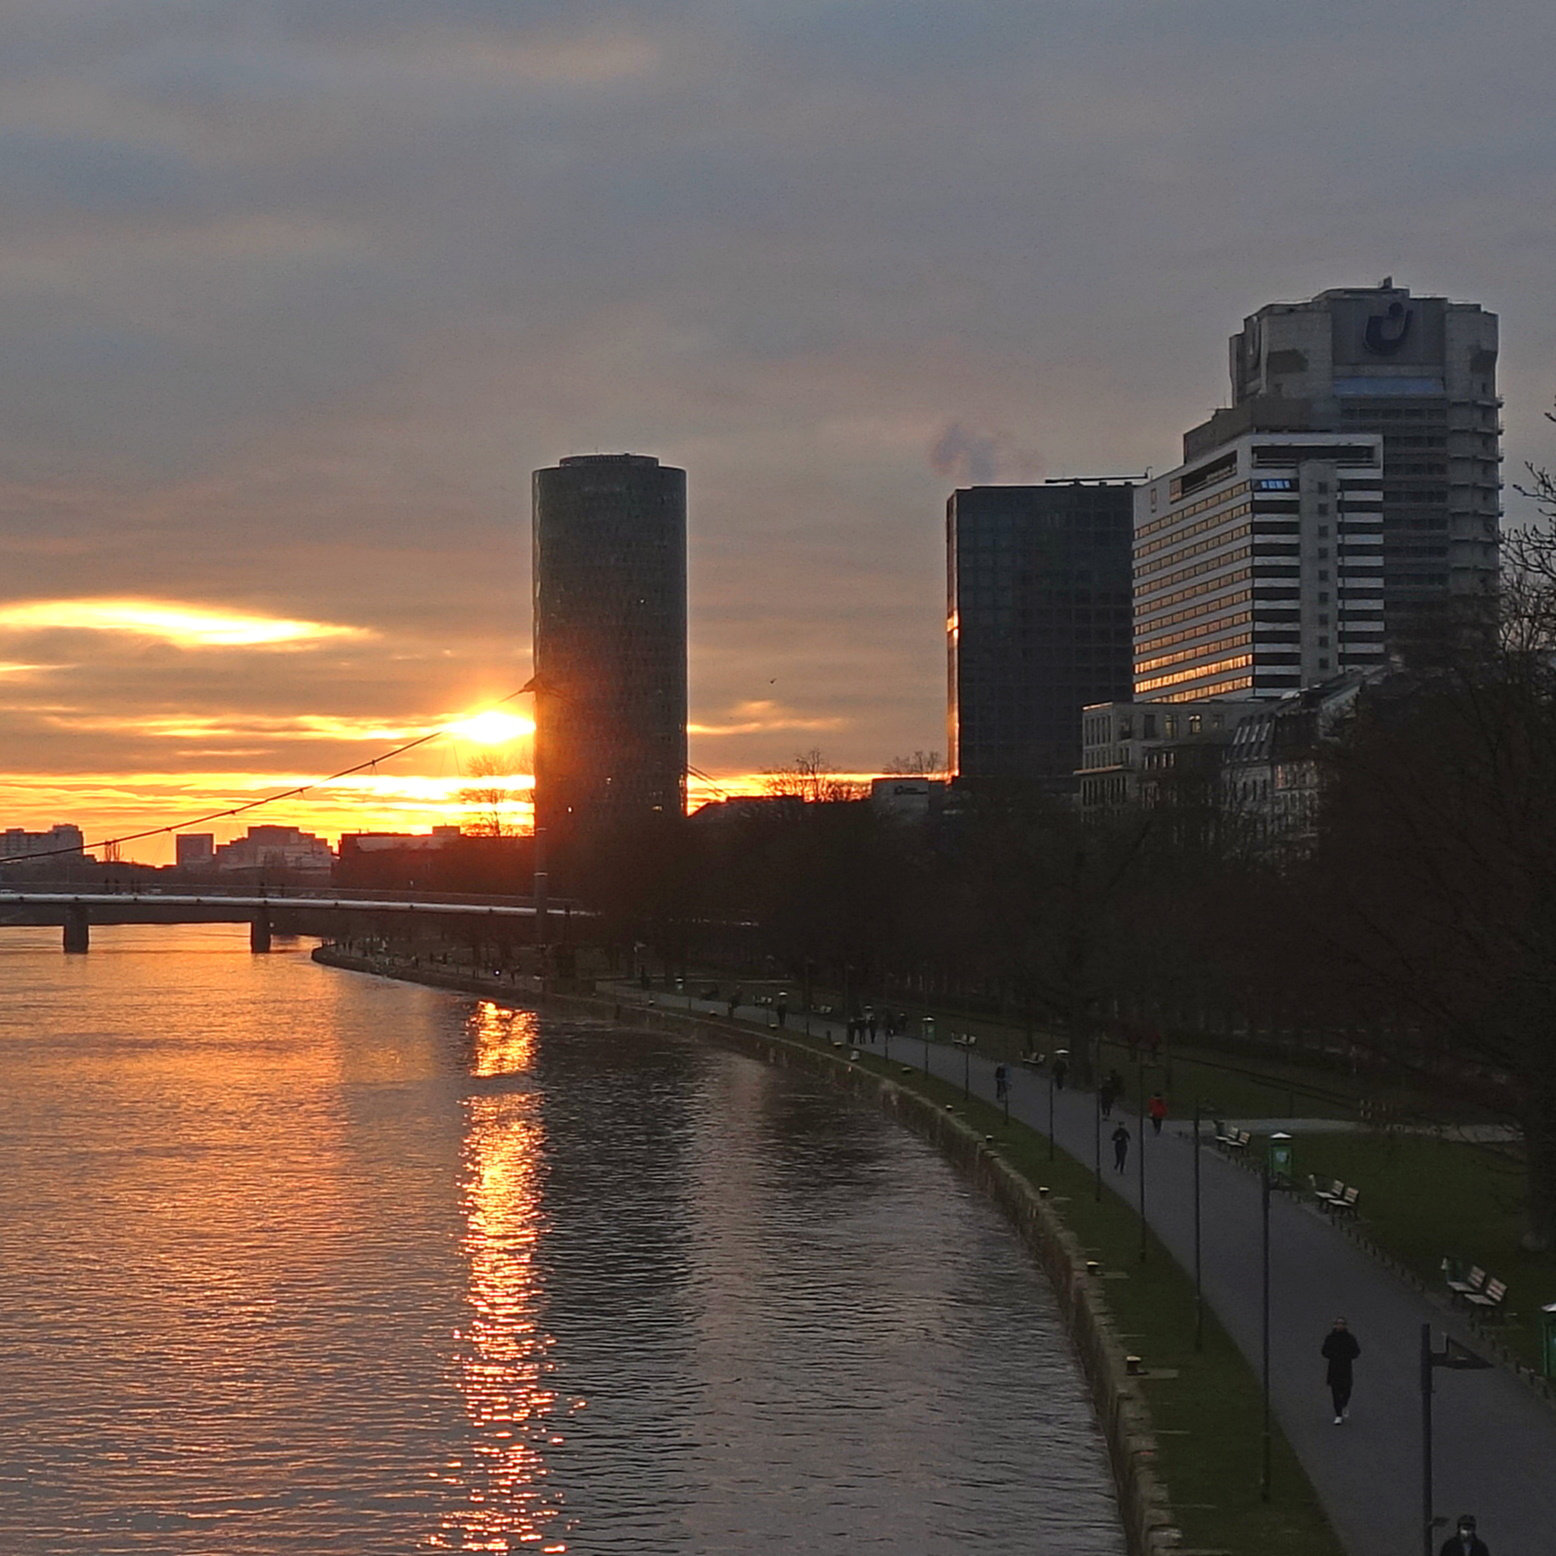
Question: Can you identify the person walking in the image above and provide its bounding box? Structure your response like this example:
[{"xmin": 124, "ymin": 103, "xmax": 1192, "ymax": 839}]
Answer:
[
  {"xmin": 1148, "ymin": 1092, "xmax": 1167, "ymax": 1136},
  {"xmin": 1112, "ymin": 1122, "xmax": 1131, "ymax": 1172},
  {"xmin": 1099, "ymin": 1079, "xmax": 1117, "ymax": 1120},
  {"xmin": 994, "ymin": 1064, "xmax": 1009, "ymax": 1102},
  {"xmin": 1439, "ymin": 1514, "xmax": 1490, "ymax": 1556},
  {"xmin": 866, "ymin": 1008, "xmax": 879, "ymax": 1042},
  {"xmin": 1052, "ymin": 1054, "xmax": 1068, "ymax": 1091},
  {"xmin": 1321, "ymin": 1317, "xmax": 1361, "ymax": 1424},
  {"xmin": 775, "ymin": 992, "xmax": 788, "ymax": 1028}
]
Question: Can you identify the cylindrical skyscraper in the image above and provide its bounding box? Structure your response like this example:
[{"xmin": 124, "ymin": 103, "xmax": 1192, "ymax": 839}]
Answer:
[{"xmin": 531, "ymin": 454, "xmax": 687, "ymax": 861}]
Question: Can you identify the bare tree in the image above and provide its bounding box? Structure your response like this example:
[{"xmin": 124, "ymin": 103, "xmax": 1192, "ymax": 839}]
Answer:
[
  {"xmin": 761, "ymin": 748, "xmax": 867, "ymax": 804},
  {"xmin": 458, "ymin": 750, "xmax": 526, "ymax": 836},
  {"xmin": 882, "ymin": 749, "xmax": 947, "ymax": 776}
]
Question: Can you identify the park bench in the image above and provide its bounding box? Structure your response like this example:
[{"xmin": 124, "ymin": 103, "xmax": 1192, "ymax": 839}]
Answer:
[
  {"xmin": 1312, "ymin": 1180, "xmax": 1356, "ymax": 1214},
  {"xmin": 1310, "ymin": 1175, "xmax": 1341, "ymax": 1207},
  {"xmin": 1220, "ymin": 1129, "xmax": 1252, "ymax": 1156},
  {"xmin": 1443, "ymin": 1263, "xmax": 1488, "ymax": 1304},
  {"xmin": 1463, "ymin": 1277, "xmax": 1509, "ymax": 1321}
]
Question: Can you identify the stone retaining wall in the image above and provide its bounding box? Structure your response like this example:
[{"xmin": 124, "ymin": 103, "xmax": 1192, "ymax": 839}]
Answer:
[{"xmin": 313, "ymin": 948, "xmax": 1181, "ymax": 1554}]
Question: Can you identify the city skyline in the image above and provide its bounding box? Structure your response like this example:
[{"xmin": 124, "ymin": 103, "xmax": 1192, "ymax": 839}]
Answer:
[{"xmin": 1, "ymin": 4, "xmax": 1552, "ymax": 858}]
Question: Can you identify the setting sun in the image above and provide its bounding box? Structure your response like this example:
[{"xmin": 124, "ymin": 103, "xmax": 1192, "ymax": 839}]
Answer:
[{"xmin": 446, "ymin": 710, "xmax": 535, "ymax": 745}]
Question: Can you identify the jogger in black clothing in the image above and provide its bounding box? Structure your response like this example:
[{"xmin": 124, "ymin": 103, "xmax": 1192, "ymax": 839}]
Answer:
[{"xmin": 1321, "ymin": 1317, "xmax": 1361, "ymax": 1423}]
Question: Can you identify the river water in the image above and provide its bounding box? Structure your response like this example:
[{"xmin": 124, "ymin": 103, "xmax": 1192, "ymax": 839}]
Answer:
[{"xmin": 0, "ymin": 924, "xmax": 1124, "ymax": 1554}]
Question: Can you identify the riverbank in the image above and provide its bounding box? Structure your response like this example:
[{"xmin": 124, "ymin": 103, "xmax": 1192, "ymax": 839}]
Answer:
[{"xmin": 314, "ymin": 944, "xmax": 1340, "ymax": 1556}]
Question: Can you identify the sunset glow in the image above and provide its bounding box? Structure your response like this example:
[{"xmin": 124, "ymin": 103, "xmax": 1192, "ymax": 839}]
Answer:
[
  {"xmin": 445, "ymin": 710, "xmax": 535, "ymax": 745},
  {"xmin": 0, "ymin": 599, "xmax": 369, "ymax": 648}
]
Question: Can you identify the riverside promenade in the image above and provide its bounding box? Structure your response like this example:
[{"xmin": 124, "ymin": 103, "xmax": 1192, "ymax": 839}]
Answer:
[{"xmin": 616, "ymin": 984, "xmax": 1556, "ymax": 1556}]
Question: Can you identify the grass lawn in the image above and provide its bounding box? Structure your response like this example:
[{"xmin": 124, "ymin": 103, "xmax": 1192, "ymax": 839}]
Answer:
[
  {"xmin": 1295, "ymin": 1131, "xmax": 1556, "ymax": 1373},
  {"xmin": 836, "ymin": 1044, "xmax": 1346, "ymax": 1555}
]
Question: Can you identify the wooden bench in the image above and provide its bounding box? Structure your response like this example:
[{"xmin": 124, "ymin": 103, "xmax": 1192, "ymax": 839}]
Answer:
[
  {"xmin": 1463, "ymin": 1277, "xmax": 1509, "ymax": 1320},
  {"xmin": 1444, "ymin": 1262, "xmax": 1488, "ymax": 1304},
  {"xmin": 1222, "ymin": 1129, "xmax": 1252, "ymax": 1156},
  {"xmin": 1313, "ymin": 1180, "xmax": 1355, "ymax": 1214},
  {"xmin": 1310, "ymin": 1175, "xmax": 1342, "ymax": 1208}
]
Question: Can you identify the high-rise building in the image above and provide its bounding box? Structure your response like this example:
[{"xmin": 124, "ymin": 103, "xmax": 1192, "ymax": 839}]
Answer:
[
  {"xmin": 948, "ymin": 480, "xmax": 1134, "ymax": 788},
  {"xmin": 1133, "ymin": 431, "xmax": 1386, "ymax": 701},
  {"xmin": 1188, "ymin": 281, "xmax": 1499, "ymax": 655},
  {"xmin": 531, "ymin": 454, "xmax": 687, "ymax": 854}
]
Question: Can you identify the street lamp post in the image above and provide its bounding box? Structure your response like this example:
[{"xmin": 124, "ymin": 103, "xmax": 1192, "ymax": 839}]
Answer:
[
  {"xmin": 1419, "ymin": 1323, "xmax": 1493, "ymax": 1556},
  {"xmin": 1094, "ymin": 1083, "xmax": 1103, "ymax": 1202},
  {"xmin": 1260, "ymin": 1159, "xmax": 1272, "ymax": 1503},
  {"xmin": 1048, "ymin": 1049, "xmax": 1066, "ymax": 1163},
  {"xmin": 1138, "ymin": 1079, "xmax": 1148, "ymax": 1264},
  {"xmin": 1193, "ymin": 1098, "xmax": 1208, "ymax": 1352},
  {"xmin": 921, "ymin": 1016, "xmax": 934, "ymax": 1078}
]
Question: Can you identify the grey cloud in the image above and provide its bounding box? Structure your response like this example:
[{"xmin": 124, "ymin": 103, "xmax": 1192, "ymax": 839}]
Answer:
[{"xmin": 0, "ymin": 0, "xmax": 1552, "ymax": 791}]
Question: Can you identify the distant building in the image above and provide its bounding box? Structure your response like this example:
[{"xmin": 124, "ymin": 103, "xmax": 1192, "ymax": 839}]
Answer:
[
  {"xmin": 948, "ymin": 480, "xmax": 1135, "ymax": 789},
  {"xmin": 531, "ymin": 454, "xmax": 688, "ymax": 858},
  {"xmin": 174, "ymin": 833, "xmax": 214, "ymax": 867},
  {"xmin": 1219, "ymin": 671, "xmax": 1382, "ymax": 847},
  {"xmin": 1133, "ymin": 432, "xmax": 1386, "ymax": 702},
  {"xmin": 0, "ymin": 823, "xmax": 85, "ymax": 861},
  {"xmin": 211, "ymin": 825, "xmax": 333, "ymax": 875},
  {"xmin": 335, "ymin": 828, "xmax": 528, "ymax": 894},
  {"xmin": 1078, "ymin": 698, "xmax": 1262, "ymax": 813},
  {"xmin": 869, "ymin": 776, "xmax": 948, "ymax": 822},
  {"xmin": 1194, "ymin": 282, "xmax": 1500, "ymax": 657}
]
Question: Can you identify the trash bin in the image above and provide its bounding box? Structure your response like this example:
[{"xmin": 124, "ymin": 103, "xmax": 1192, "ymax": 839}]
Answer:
[{"xmin": 1267, "ymin": 1131, "xmax": 1294, "ymax": 1186}]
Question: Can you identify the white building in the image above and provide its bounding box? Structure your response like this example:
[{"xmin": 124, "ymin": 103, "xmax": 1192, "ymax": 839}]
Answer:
[
  {"xmin": 211, "ymin": 825, "xmax": 333, "ymax": 875},
  {"xmin": 1223, "ymin": 283, "xmax": 1500, "ymax": 647},
  {"xmin": 1134, "ymin": 432, "xmax": 1386, "ymax": 703}
]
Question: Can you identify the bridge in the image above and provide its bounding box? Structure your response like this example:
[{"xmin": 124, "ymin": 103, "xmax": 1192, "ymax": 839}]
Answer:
[{"xmin": 0, "ymin": 886, "xmax": 551, "ymax": 954}]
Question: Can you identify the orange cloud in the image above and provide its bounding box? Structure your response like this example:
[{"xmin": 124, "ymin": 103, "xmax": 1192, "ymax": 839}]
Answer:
[
  {"xmin": 0, "ymin": 598, "xmax": 371, "ymax": 648},
  {"xmin": 688, "ymin": 699, "xmax": 845, "ymax": 736}
]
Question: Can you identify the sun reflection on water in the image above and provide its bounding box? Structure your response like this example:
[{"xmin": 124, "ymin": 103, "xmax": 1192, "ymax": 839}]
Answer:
[{"xmin": 432, "ymin": 1003, "xmax": 574, "ymax": 1554}]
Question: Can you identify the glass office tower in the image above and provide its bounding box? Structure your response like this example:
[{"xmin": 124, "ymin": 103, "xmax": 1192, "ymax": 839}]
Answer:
[
  {"xmin": 948, "ymin": 480, "xmax": 1135, "ymax": 788},
  {"xmin": 531, "ymin": 454, "xmax": 687, "ymax": 854}
]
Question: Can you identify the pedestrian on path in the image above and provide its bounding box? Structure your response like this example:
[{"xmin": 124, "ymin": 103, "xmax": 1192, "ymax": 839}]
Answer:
[
  {"xmin": 1148, "ymin": 1092, "xmax": 1167, "ymax": 1135},
  {"xmin": 1112, "ymin": 1122, "xmax": 1131, "ymax": 1172},
  {"xmin": 775, "ymin": 993, "xmax": 788, "ymax": 1028},
  {"xmin": 1439, "ymin": 1514, "xmax": 1490, "ymax": 1556},
  {"xmin": 866, "ymin": 1008, "xmax": 879, "ymax": 1042},
  {"xmin": 995, "ymin": 1064, "xmax": 1009, "ymax": 1101},
  {"xmin": 1321, "ymin": 1316, "xmax": 1361, "ymax": 1424},
  {"xmin": 1099, "ymin": 1079, "xmax": 1117, "ymax": 1119},
  {"xmin": 1052, "ymin": 1054, "xmax": 1068, "ymax": 1090},
  {"xmin": 727, "ymin": 989, "xmax": 742, "ymax": 1019}
]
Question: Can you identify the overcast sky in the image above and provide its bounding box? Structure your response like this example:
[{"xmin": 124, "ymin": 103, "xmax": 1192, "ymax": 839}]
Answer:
[{"xmin": 2, "ymin": 0, "xmax": 1553, "ymax": 855}]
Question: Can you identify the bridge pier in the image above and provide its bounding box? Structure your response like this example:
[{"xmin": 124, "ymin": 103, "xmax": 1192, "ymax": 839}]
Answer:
[
  {"xmin": 250, "ymin": 909, "xmax": 272, "ymax": 954},
  {"xmin": 62, "ymin": 905, "xmax": 89, "ymax": 954}
]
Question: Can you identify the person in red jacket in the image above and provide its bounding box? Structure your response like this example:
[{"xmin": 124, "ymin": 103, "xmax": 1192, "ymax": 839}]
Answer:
[{"xmin": 1147, "ymin": 1092, "xmax": 1167, "ymax": 1135}]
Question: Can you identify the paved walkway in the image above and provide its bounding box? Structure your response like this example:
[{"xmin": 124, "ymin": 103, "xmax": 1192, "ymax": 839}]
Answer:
[{"xmin": 612, "ymin": 986, "xmax": 1556, "ymax": 1556}]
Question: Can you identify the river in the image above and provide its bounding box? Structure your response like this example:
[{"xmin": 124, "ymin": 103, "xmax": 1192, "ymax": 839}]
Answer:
[{"xmin": 0, "ymin": 924, "xmax": 1124, "ymax": 1554}]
